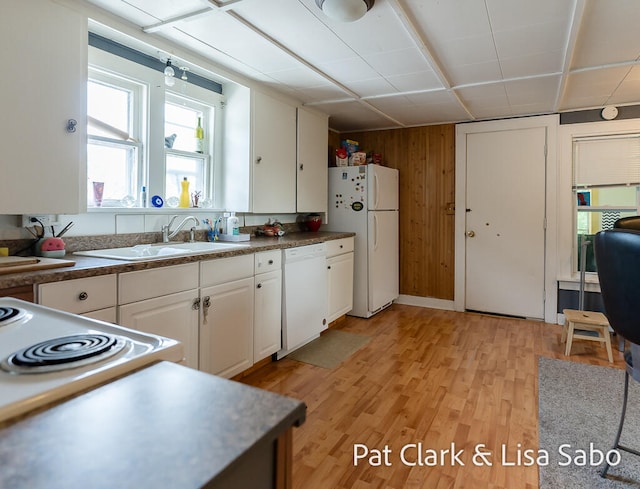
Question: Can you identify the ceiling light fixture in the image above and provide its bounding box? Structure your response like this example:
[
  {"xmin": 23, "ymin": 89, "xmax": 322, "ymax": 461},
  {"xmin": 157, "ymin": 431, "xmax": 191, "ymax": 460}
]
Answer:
[
  {"xmin": 315, "ymin": 0, "xmax": 374, "ymax": 22},
  {"xmin": 164, "ymin": 59, "xmax": 175, "ymax": 87},
  {"xmin": 180, "ymin": 67, "xmax": 189, "ymax": 81}
]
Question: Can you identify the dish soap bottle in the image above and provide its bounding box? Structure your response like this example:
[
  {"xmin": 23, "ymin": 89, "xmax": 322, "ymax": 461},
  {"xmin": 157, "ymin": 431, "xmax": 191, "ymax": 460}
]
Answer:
[
  {"xmin": 179, "ymin": 177, "xmax": 190, "ymax": 208},
  {"xmin": 195, "ymin": 116, "xmax": 204, "ymax": 154},
  {"xmin": 227, "ymin": 212, "xmax": 239, "ymax": 236}
]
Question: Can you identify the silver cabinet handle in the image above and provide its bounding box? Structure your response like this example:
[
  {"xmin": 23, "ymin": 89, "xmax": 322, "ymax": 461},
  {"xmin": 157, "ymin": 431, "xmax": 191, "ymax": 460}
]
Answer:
[{"xmin": 66, "ymin": 119, "xmax": 77, "ymax": 133}]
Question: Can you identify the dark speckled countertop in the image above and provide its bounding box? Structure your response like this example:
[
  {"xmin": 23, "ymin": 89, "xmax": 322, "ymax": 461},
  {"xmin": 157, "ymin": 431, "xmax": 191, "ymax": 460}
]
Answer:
[
  {"xmin": 0, "ymin": 231, "xmax": 354, "ymax": 289},
  {"xmin": 0, "ymin": 361, "xmax": 306, "ymax": 489}
]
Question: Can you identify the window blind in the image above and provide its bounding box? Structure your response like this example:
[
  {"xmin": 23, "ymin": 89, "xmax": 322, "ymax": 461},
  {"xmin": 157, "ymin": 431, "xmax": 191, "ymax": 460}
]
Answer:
[{"xmin": 573, "ymin": 134, "xmax": 640, "ymax": 188}]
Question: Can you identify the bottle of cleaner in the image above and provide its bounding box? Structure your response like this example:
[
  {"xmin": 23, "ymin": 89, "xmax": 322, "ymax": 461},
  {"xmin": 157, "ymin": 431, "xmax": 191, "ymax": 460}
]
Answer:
[
  {"xmin": 179, "ymin": 178, "xmax": 190, "ymax": 208},
  {"xmin": 195, "ymin": 116, "xmax": 204, "ymax": 154},
  {"xmin": 227, "ymin": 212, "xmax": 239, "ymax": 236}
]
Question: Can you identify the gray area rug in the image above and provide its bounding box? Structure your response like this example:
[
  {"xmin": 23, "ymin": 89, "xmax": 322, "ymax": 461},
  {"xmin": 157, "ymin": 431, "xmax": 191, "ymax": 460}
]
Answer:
[
  {"xmin": 286, "ymin": 329, "xmax": 370, "ymax": 369},
  {"xmin": 539, "ymin": 357, "xmax": 640, "ymax": 487}
]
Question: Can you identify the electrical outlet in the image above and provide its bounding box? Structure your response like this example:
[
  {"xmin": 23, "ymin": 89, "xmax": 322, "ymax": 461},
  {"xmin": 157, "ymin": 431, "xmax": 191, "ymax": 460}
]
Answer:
[{"xmin": 21, "ymin": 215, "xmax": 58, "ymax": 228}]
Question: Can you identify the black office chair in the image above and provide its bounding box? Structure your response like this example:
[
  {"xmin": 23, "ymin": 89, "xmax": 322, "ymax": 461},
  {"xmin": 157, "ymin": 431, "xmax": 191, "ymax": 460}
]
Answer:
[
  {"xmin": 614, "ymin": 216, "xmax": 640, "ymax": 231},
  {"xmin": 594, "ymin": 229, "xmax": 640, "ymax": 477}
]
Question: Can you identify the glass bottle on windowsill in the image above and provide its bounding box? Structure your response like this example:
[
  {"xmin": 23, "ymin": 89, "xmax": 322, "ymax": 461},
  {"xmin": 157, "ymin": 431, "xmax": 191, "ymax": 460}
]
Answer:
[{"xmin": 195, "ymin": 116, "xmax": 204, "ymax": 154}]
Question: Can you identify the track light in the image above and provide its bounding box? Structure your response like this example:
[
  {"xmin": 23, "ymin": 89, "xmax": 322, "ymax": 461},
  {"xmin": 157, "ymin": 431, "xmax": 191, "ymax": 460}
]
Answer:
[{"xmin": 315, "ymin": 0, "xmax": 374, "ymax": 22}]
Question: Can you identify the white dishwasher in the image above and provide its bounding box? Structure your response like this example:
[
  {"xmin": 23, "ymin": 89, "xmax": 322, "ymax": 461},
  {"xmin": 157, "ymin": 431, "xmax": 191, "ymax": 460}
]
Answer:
[{"xmin": 278, "ymin": 243, "xmax": 328, "ymax": 359}]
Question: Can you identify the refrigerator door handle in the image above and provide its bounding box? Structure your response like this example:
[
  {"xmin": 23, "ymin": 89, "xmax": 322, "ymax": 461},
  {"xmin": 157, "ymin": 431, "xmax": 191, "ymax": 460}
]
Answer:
[
  {"xmin": 373, "ymin": 172, "xmax": 380, "ymax": 209},
  {"xmin": 373, "ymin": 213, "xmax": 379, "ymax": 250}
]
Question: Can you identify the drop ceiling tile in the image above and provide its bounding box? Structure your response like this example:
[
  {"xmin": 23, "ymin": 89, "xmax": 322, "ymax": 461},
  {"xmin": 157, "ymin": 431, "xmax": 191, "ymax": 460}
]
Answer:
[
  {"xmin": 558, "ymin": 68, "xmax": 632, "ymax": 110},
  {"xmin": 455, "ymin": 83, "xmax": 509, "ymax": 109},
  {"xmin": 264, "ymin": 66, "xmax": 333, "ymax": 88},
  {"xmin": 346, "ymin": 77, "xmax": 399, "ymax": 98},
  {"xmin": 571, "ymin": 0, "xmax": 640, "ymax": 68},
  {"xmin": 170, "ymin": 15, "xmax": 302, "ymax": 73},
  {"xmin": 486, "ymin": 0, "xmax": 575, "ymax": 30},
  {"xmin": 361, "ymin": 47, "xmax": 433, "ymax": 77},
  {"xmin": 291, "ymin": 84, "xmax": 353, "ymax": 102},
  {"xmin": 316, "ymin": 0, "xmax": 416, "ymax": 56},
  {"xmin": 316, "ymin": 57, "xmax": 381, "ymax": 83},
  {"xmin": 394, "ymin": 104, "xmax": 471, "ymax": 125},
  {"xmin": 86, "ymin": 0, "xmax": 159, "ymax": 24},
  {"xmin": 607, "ymin": 66, "xmax": 640, "ymax": 105},
  {"xmin": 404, "ymin": 90, "xmax": 458, "ymax": 106},
  {"xmin": 492, "ymin": 21, "xmax": 568, "ymax": 60},
  {"xmin": 385, "ymin": 70, "xmax": 443, "ymax": 92},
  {"xmin": 231, "ymin": 0, "xmax": 357, "ymax": 65},
  {"xmin": 500, "ymin": 51, "xmax": 564, "ymax": 79},
  {"xmin": 504, "ymin": 75, "xmax": 560, "ymax": 106},
  {"xmin": 125, "ymin": 0, "xmax": 206, "ymax": 21},
  {"xmin": 435, "ymin": 34, "xmax": 497, "ymax": 67},
  {"xmin": 319, "ymin": 101, "xmax": 402, "ymax": 132},
  {"xmin": 404, "ymin": 0, "xmax": 492, "ymax": 42},
  {"xmin": 447, "ymin": 61, "xmax": 503, "ymax": 87},
  {"xmin": 470, "ymin": 106, "xmax": 514, "ymax": 120}
]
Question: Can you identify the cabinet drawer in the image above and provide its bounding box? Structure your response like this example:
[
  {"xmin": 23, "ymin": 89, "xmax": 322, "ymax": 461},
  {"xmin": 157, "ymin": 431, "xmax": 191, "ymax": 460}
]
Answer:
[
  {"xmin": 200, "ymin": 254, "xmax": 253, "ymax": 287},
  {"xmin": 39, "ymin": 275, "xmax": 117, "ymax": 314},
  {"xmin": 254, "ymin": 250, "xmax": 282, "ymax": 274},
  {"xmin": 119, "ymin": 263, "xmax": 199, "ymax": 304},
  {"xmin": 326, "ymin": 237, "xmax": 354, "ymax": 257}
]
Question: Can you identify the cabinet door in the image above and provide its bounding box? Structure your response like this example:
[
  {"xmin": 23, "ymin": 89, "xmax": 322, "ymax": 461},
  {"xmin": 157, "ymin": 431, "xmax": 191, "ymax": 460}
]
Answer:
[
  {"xmin": 118, "ymin": 290, "xmax": 200, "ymax": 369},
  {"xmin": 200, "ymin": 277, "xmax": 254, "ymax": 378},
  {"xmin": 252, "ymin": 91, "xmax": 296, "ymax": 213},
  {"xmin": 297, "ymin": 107, "xmax": 329, "ymax": 213},
  {"xmin": 254, "ymin": 270, "xmax": 282, "ymax": 362},
  {"xmin": 0, "ymin": 0, "xmax": 86, "ymax": 214},
  {"xmin": 327, "ymin": 252, "xmax": 354, "ymax": 323}
]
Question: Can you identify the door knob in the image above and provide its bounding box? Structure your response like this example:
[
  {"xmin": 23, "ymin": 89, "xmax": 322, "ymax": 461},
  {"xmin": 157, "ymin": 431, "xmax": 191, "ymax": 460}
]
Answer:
[{"xmin": 467, "ymin": 231, "xmax": 475, "ymax": 237}]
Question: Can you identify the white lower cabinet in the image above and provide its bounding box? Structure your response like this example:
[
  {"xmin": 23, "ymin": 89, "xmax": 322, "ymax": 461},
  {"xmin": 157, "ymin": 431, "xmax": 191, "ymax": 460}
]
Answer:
[
  {"xmin": 118, "ymin": 290, "xmax": 200, "ymax": 369},
  {"xmin": 118, "ymin": 263, "xmax": 200, "ymax": 369},
  {"xmin": 254, "ymin": 250, "xmax": 282, "ymax": 362},
  {"xmin": 199, "ymin": 255, "xmax": 254, "ymax": 378},
  {"xmin": 326, "ymin": 238, "xmax": 355, "ymax": 323}
]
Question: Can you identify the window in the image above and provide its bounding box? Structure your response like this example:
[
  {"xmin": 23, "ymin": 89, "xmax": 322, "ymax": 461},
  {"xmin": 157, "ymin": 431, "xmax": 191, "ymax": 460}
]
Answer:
[
  {"xmin": 87, "ymin": 71, "xmax": 143, "ymax": 207},
  {"xmin": 164, "ymin": 94, "xmax": 214, "ymax": 206},
  {"xmin": 87, "ymin": 43, "xmax": 224, "ymax": 209},
  {"xmin": 572, "ymin": 134, "xmax": 640, "ymax": 272}
]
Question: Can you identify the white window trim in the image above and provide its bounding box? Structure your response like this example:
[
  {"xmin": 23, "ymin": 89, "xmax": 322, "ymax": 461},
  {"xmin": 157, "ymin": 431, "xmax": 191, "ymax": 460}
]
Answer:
[{"xmin": 557, "ymin": 118, "xmax": 640, "ymax": 284}]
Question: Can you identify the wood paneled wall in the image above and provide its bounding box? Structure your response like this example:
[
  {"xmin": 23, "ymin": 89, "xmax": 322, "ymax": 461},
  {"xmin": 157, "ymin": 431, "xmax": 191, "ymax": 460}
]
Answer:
[{"xmin": 331, "ymin": 125, "xmax": 455, "ymax": 300}]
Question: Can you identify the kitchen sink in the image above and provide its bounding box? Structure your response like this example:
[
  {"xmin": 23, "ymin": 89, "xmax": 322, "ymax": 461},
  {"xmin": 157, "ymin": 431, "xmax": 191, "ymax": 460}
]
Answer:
[{"xmin": 74, "ymin": 241, "xmax": 250, "ymax": 261}]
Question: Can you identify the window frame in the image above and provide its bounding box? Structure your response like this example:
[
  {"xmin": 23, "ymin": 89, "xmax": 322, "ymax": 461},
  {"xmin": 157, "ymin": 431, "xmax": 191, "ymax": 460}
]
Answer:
[
  {"xmin": 87, "ymin": 69, "xmax": 145, "ymax": 206},
  {"xmin": 558, "ymin": 119, "xmax": 640, "ymax": 285},
  {"xmin": 87, "ymin": 45, "xmax": 224, "ymax": 210}
]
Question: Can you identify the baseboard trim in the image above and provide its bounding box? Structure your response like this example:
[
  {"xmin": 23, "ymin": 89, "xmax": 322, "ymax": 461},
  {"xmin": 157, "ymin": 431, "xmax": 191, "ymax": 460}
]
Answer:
[{"xmin": 396, "ymin": 295, "xmax": 455, "ymax": 311}]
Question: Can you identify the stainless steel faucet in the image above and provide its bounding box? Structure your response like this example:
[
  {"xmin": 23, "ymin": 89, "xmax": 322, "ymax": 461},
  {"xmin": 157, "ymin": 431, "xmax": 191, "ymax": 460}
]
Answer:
[{"xmin": 162, "ymin": 216, "xmax": 200, "ymax": 243}]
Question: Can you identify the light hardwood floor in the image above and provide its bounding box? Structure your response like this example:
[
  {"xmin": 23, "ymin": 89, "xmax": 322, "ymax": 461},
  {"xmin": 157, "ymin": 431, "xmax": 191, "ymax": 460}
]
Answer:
[{"xmin": 241, "ymin": 305, "xmax": 625, "ymax": 489}]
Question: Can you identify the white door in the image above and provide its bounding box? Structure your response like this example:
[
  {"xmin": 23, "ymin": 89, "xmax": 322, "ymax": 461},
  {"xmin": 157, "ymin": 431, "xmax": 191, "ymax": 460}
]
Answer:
[
  {"xmin": 368, "ymin": 210, "xmax": 399, "ymax": 312},
  {"xmin": 465, "ymin": 127, "xmax": 546, "ymax": 319}
]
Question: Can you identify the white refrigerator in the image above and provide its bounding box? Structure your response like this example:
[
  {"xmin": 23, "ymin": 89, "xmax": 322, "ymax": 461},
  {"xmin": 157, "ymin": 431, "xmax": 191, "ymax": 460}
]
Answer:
[{"xmin": 326, "ymin": 164, "xmax": 399, "ymax": 318}]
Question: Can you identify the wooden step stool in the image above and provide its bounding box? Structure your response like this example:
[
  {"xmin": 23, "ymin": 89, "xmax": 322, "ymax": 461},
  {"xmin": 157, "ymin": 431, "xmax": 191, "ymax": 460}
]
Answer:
[{"xmin": 562, "ymin": 309, "xmax": 613, "ymax": 363}]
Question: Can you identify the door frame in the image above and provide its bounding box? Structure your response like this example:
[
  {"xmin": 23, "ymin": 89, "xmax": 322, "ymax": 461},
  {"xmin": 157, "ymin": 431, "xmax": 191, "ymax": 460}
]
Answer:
[{"xmin": 454, "ymin": 115, "xmax": 559, "ymax": 324}]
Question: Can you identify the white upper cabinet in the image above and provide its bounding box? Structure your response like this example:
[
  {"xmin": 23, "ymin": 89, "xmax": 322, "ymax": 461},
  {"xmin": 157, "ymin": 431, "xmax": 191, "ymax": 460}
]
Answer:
[
  {"xmin": 0, "ymin": 0, "xmax": 87, "ymax": 214},
  {"xmin": 297, "ymin": 107, "xmax": 329, "ymax": 213},
  {"xmin": 252, "ymin": 91, "xmax": 297, "ymax": 213}
]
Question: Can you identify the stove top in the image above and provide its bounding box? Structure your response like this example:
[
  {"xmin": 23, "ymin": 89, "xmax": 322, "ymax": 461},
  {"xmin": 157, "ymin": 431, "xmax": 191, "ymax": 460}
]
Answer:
[{"xmin": 0, "ymin": 298, "xmax": 183, "ymax": 423}]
